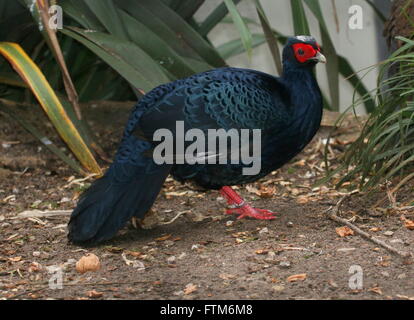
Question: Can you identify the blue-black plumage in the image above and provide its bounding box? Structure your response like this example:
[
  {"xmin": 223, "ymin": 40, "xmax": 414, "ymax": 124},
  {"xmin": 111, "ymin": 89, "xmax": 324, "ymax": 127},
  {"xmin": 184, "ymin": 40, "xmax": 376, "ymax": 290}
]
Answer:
[{"xmin": 68, "ymin": 36, "xmax": 325, "ymax": 245}]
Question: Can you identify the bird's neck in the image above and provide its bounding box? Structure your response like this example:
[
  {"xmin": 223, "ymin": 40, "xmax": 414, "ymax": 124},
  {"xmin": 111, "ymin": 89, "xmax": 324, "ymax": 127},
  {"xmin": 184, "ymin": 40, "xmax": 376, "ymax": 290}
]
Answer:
[
  {"xmin": 282, "ymin": 64, "xmax": 322, "ymax": 116},
  {"xmin": 281, "ymin": 63, "xmax": 323, "ymax": 140},
  {"xmin": 282, "ymin": 63, "xmax": 319, "ymax": 92}
]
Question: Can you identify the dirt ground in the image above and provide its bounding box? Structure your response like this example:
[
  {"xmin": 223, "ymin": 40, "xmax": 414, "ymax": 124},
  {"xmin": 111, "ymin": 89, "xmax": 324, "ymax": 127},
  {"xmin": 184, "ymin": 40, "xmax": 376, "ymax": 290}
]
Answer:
[{"xmin": 0, "ymin": 102, "xmax": 413, "ymax": 300}]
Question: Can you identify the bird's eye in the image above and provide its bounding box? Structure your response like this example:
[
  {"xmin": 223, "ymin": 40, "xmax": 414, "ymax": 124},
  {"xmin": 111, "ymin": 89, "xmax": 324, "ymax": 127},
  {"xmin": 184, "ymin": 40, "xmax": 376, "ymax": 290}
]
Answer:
[{"xmin": 297, "ymin": 48, "xmax": 304, "ymax": 55}]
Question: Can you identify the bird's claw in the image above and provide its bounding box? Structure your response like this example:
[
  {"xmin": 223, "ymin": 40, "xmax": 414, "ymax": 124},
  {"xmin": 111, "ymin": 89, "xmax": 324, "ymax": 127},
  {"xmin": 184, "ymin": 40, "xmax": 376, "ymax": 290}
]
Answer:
[{"xmin": 225, "ymin": 204, "xmax": 277, "ymax": 220}]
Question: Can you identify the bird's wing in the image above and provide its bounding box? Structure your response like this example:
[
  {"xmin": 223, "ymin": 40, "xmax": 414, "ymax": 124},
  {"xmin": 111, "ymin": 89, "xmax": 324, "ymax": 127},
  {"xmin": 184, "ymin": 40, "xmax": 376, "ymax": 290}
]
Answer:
[{"xmin": 133, "ymin": 68, "xmax": 292, "ymax": 142}]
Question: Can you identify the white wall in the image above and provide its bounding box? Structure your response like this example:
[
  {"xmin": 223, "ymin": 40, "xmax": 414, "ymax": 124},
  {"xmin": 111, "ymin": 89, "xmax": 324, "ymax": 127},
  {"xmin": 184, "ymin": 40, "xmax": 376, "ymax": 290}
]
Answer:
[{"xmin": 196, "ymin": 0, "xmax": 389, "ymax": 113}]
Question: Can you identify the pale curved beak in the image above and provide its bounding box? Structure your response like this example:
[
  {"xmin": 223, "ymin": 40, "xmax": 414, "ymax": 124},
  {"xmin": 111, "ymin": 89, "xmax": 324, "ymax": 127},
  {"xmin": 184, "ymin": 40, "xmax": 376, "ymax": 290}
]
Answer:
[{"xmin": 311, "ymin": 51, "xmax": 326, "ymax": 64}]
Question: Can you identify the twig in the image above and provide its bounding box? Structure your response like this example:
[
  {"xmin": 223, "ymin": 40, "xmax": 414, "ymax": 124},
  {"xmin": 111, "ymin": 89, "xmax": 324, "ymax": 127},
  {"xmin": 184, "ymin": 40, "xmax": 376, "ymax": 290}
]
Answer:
[
  {"xmin": 324, "ymin": 195, "xmax": 412, "ymax": 260},
  {"xmin": 10, "ymin": 286, "xmax": 48, "ymax": 299},
  {"xmin": 12, "ymin": 210, "xmax": 71, "ymax": 219},
  {"xmin": 63, "ymin": 173, "xmax": 98, "ymax": 189},
  {"xmin": 9, "ymin": 280, "xmax": 155, "ymax": 299},
  {"xmin": 373, "ymin": 173, "xmax": 414, "ymax": 209},
  {"xmin": 159, "ymin": 210, "xmax": 190, "ymax": 225},
  {"xmin": 37, "ymin": 0, "xmax": 82, "ymax": 120}
]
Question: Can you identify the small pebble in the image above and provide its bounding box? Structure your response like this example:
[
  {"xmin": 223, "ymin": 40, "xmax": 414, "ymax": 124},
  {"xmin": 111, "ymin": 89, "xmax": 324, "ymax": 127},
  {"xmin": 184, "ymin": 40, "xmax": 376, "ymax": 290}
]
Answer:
[
  {"xmin": 278, "ymin": 261, "xmax": 291, "ymax": 268},
  {"xmin": 267, "ymin": 251, "xmax": 276, "ymax": 259},
  {"xmin": 328, "ymin": 279, "xmax": 338, "ymax": 288},
  {"xmin": 383, "ymin": 231, "xmax": 394, "ymax": 237},
  {"xmin": 59, "ymin": 197, "xmax": 71, "ymax": 203},
  {"xmin": 166, "ymin": 256, "xmax": 176, "ymax": 264},
  {"xmin": 259, "ymin": 227, "xmax": 269, "ymax": 234},
  {"xmin": 286, "ymin": 222, "xmax": 294, "ymax": 228},
  {"xmin": 163, "ymin": 240, "xmax": 175, "ymax": 247},
  {"xmin": 272, "ymin": 285, "xmax": 285, "ymax": 292},
  {"xmin": 337, "ymin": 248, "xmax": 356, "ymax": 252},
  {"xmin": 173, "ymin": 290, "xmax": 184, "ymax": 296},
  {"xmin": 226, "ymin": 221, "xmax": 234, "ymax": 227},
  {"xmin": 32, "ymin": 251, "xmax": 41, "ymax": 257}
]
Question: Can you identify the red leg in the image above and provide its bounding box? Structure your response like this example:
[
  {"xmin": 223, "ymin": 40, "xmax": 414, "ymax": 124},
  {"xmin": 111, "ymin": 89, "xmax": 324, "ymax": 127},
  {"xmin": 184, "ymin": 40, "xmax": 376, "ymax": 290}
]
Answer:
[{"xmin": 219, "ymin": 186, "xmax": 277, "ymax": 220}]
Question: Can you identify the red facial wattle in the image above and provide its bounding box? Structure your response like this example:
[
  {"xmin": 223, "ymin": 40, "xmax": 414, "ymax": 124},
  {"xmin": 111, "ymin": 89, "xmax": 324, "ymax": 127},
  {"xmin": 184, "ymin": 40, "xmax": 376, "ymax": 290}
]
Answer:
[{"xmin": 292, "ymin": 43, "xmax": 319, "ymax": 63}]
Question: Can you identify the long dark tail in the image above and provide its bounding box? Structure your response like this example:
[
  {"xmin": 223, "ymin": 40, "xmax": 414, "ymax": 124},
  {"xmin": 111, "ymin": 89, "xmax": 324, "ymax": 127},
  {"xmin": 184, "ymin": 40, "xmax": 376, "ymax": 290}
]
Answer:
[{"xmin": 68, "ymin": 159, "xmax": 171, "ymax": 245}]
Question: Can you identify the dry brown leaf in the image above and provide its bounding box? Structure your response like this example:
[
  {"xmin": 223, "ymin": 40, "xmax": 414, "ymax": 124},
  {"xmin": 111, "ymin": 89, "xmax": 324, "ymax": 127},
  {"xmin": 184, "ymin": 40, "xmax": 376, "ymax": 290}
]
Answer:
[
  {"xmin": 183, "ymin": 283, "xmax": 197, "ymax": 295},
  {"xmin": 28, "ymin": 262, "xmax": 42, "ymax": 273},
  {"xmin": 138, "ymin": 209, "xmax": 160, "ymax": 229},
  {"xmin": 297, "ymin": 196, "xmax": 310, "ymax": 204},
  {"xmin": 404, "ymin": 219, "xmax": 414, "ymax": 230},
  {"xmin": 75, "ymin": 253, "xmax": 101, "ymax": 274},
  {"xmin": 379, "ymin": 261, "xmax": 391, "ymax": 267},
  {"xmin": 287, "ymin": 273, "xmax": 307, "ymax": 282},
  {"xmin": 369, "ymin": 227, "xmax": 382, "ymax": 232},
  {"xmin": 255, "ymin": 249, "xmax": 269, "ymax": 255},
  {"xmin": 86, "ymin": 290, "xmax": 104, "ymax": 298},
  {"xmin": 104, "ymin": 246, "xmax": 124, "ymax": 253},
  {"xmin": 125, "ymin": 250, "xmax": 142, "ymax": 257},
  {"xmin": 165, "ymin": 191, "xmax": 190, "ymax": 198},
  {"xmin": 219, "ymin": 273, "xmax": 236, "ymax": 280},
  {"xmin": 257, "ymin": 186, "xmax": 276, "ymax": 198},
  {"xmin": 396, "ymin": 294, "xmax": 414, "ymax": 300},
  {"xmin": 368, "ymin": 287, "xmax": 383, "ymax": 295},
  {"xmin": 292, "ymin": 159, "xmax": 306, "ymax": 167},
  {"xmin": 246, "ymin": 185, "xmax": 260, "ymax": 195},
  {"xmin": 232, "ymin": 231, "xmax": 250, "ymax": 238},
  {"xmin": 155, "ymin": 234, "xmax": 172, "ymax": 241},
  {"xmin": 121, "ymin": 253, "xmax": 145, "ymax": 270},
  {"xmin": 336, "ymin": 226, "xmax": 354, "ymax": 237},
  {"xmin": 8, "ymin": 256, "xmax": 22, "ymax": 262},
  {"xmin": 401, "ymin": 216, "xmax": 414, "ymax": 230}
]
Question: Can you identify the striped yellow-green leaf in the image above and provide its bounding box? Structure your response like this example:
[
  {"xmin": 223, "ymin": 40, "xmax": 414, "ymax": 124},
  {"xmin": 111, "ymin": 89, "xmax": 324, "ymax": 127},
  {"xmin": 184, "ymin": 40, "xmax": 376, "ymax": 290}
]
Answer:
[{"xmin": 0, "ymin": 42, "xmax": 102, "ymax": 176}]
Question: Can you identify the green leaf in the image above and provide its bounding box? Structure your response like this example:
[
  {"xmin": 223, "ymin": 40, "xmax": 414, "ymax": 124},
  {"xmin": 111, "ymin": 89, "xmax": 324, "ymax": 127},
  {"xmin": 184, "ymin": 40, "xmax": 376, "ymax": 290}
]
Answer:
[
  {"xmin": 61, "ymin": 27, "xmax": 170, "ymax": 92},
  {"xmin": 304, "ymin": 0, "xmax": 339, "ymax": 110},
  {"xmin": 217, "ymin": 34, "xmax": 266, "ymax": 59},
  {"xmin": 117, "ymin": 0, "xmax": 226, "ymax": 68},
  {"xmin": 290, "ymin": 0, "xmax": 310, "ymax": 35},
  {"xmin": 118, "ymin": 10, "xmax": 208, "ymax": 77},
  {"xmin": 174, "ymin": 0, "xmax": 205, "ymax": 21},
  {"xmin": 338, "ymin": 55, "xmax": 376, "ymax": 113},
  {"xmin": 83, "ymin": 0, "xmax": 129, "ymax": 40},
  {"xmin": 198, "ymin": 0, "xmax": 242, "ymax": 36},
  {"xmin": 364, "ymin": 0, "xmax": 387, "ymax": 23},
  {"xmin": 224, "ymin": 0, "xmax": 253, "ymax": 58},
  {"xmin": 60, "ymin": 0, "xmax": 105, "ymax": 30},
  {"xmin": 254, "ymin": 0, "xmax": 282, "ymax": 75}
]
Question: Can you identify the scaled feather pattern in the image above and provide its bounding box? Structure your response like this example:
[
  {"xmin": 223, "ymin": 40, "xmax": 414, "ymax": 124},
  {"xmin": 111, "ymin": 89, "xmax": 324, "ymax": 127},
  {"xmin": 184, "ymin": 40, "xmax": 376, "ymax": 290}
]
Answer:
[{"xmin": 68, "ymin": 36, "xmax": 324, "ymax": 244}]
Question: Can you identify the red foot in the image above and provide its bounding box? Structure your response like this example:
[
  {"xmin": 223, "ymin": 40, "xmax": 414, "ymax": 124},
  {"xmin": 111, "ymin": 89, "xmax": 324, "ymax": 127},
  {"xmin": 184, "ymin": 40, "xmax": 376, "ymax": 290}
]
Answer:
[{"xmin": 220, "ymin": 186, "xmax": 277, "ymax": 220}]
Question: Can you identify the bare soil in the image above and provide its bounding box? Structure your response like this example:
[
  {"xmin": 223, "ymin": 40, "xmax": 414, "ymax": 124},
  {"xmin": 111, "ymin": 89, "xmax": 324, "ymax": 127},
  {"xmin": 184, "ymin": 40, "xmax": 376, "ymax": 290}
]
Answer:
[{"xmin": 0, "ymin": 102, "xmax": 413, "ymax": 300}]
